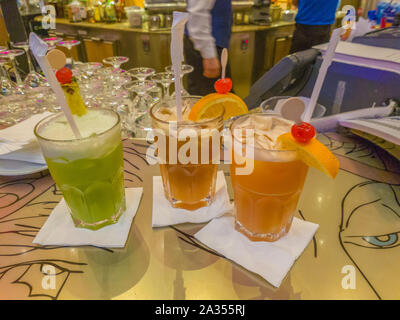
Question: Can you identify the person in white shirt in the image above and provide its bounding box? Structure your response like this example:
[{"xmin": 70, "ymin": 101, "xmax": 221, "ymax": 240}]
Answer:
[{"xmin": 184, "ymin": 0, "xmax": 233, "ymax": 95}]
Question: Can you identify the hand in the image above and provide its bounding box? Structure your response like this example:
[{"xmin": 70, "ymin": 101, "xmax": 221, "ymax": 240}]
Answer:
[{"xmin": 203, "ymin": 57, "xmax": 221, "ymax": 78}]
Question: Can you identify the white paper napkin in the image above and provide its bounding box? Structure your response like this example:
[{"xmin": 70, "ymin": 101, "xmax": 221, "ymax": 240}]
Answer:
[
  {"xmin": 194, "ymin": 215, "xmax": 319, "ymax": 288},
  {"xmin": 152, "ymin": 171, "xmax": 232, "ymax": 227},
  {"xmin": 0, "ymin": 112, "xmax": 53, "ymax": 144},
  {"xmin": 0, "ymin": 141, "xmax": 46, "ymax": 164},
  {"xmin": 0, "ymin": 112, "xmax": 52, "ymax": 162},
  {"xmin": 33, "ymin": 188, "xmax": 143, "ymax": 248}
]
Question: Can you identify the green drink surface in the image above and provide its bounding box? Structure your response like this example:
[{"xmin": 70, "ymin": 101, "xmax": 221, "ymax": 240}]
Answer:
[{"xmin": 45, "ymin": 142, "xmax": 125, "ymax": 229}]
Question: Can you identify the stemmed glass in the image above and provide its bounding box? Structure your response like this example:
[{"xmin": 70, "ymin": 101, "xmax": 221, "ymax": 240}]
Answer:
[
  {"xmin": 150, "ymin": 72, "xmax": 175, "ymax": 99},
  {"xmin": 0, "ymin": 49, "xmax": 26, "ymax": 94},
  {"xmin": 13, "ymin": 41, "xmax": 47, "ymax": 88},
  {"xmin": 57, "ymin": 40, "xmax": 81, "ymax": 67},
  {"xmin": 74, "ymin": 62, "xmax": 103, "ymax": 79},
  {"xmin": 165, "ymin": 64, "xmax": 194, "ymax": 96},
  {"xmin": 43, "ymin": 37, "xmax": 63, "ymax": 49},
  {"xmin": 123, "ymin": 80, "xmax": 156, "ymax": 137},
  {"xmin": 0, "ymin": 57, "xmax": 17, "ymax": 96},
  {"xmin": 127, "ymin": 67, "xmax": 162, "ymax": 103},
  {"xmin": 74, "ymin": 62, "xmax": 104, "ymax": 104},
  {"xmin": 102, "ymin": 56, "xmax": 130, "ymax": 87},
  {"xmin": 127, "ymin": 67, "xmax": 155, "ymax": 81},
  {"xmin": 103, "ymin": 56, "xmax": 129, "ymax": 73}
]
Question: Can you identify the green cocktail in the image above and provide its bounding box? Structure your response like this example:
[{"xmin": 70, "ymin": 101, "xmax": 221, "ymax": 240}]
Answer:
[{"xmin": 35, "ymin": 108, "xmax": 126, "ymax": 230}]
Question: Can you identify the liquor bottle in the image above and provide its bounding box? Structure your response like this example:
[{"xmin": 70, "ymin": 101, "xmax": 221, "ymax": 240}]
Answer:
[
  {"xmin": 104, "ymin": 0, "xmax": 117, "ymax": 23},
  {"xmin": 68, "ymin": 0, "xmax": 83, "ymax": 22},
  {"xmin": 93, "ymin": 0, "xmax": 104, "ymax": 22},
  {"xmin": 62, "ymin": 0, "xmax": 70, "ymax": 19},
  {"xmin": 79, "ymin": 0, "xmax": 88, "ymax": 21},
  {"xmin": 55, "ymin": 0, "xmax": 65, "ymax": 18},
  {"xmin": 115, "ymin": 0, "xmax": 125, "ymax": 22},
  {"xmin": 86, "ymin": 0, "xmax": 96, "ymax": 23}
]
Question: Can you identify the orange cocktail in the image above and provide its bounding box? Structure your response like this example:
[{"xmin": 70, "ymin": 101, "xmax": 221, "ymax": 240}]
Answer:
[
  {"xmin": 230, "ymin": 113, "xmax": 308, "ymax": 241},
  {"xmin": 150, "ymin": 96, "xmax": 224, "ymax": 211}
]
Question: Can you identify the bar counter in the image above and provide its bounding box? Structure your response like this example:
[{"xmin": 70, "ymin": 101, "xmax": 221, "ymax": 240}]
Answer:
[
  {"xmin": 1, "ymin": 131, "xmax": 399, "ymax": 299},
  {"xmin": 49, "ymin": 17, "xmax": 295, "ymax": 34},
  {"xmin": 40, "ymin": 18, "xmax": 296, "ymax": 98}
]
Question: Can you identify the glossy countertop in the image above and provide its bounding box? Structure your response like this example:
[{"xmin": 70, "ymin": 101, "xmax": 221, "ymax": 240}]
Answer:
[{"xmin": 1, "ymin": 132, "xmax": 399, "ymax": 300}]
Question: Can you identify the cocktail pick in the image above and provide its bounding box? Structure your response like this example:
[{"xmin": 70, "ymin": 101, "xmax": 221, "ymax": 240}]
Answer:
[
  {"xmin": 302, "ymin": 28, "xmax": 342, "ymax": 122},
  {"xmin": 280, "ymin": 97, "xmax": 305, "ymax": 123},
  {"xmin": 29, "ymin": 32, "xmax": 81, "ymax": 138},
  {"xmin": 221, "ymin": 48, "xmax": 228, "ymax": 79},
  {"xmin": 170, "ymin": 11, "xmax": 189, "ymax": 122}
]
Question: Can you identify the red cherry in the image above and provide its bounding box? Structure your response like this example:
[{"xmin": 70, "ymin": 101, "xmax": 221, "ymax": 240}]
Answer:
[
  {"xmin": 56, "ymin": 67, "xmax": 73, "ymax": 84},
  {"xmin": 291, "ymin": 122, "xmax": 316, "ymax": 143},
  {"xmin": 214, "ymin": 78, "xmax": 232, "ymax": 94}
]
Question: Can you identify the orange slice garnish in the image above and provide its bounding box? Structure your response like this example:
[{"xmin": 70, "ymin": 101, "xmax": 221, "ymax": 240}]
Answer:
[
  {"xmin": 188, "ymin": 93, "xmax": 248, "ymax": 121},
  {"xmin": 278, "ymin": 133, "xmax": 339, "ymax": 179}
]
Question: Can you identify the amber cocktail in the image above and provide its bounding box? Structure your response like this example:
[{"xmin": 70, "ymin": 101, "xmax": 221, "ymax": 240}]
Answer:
[
  {"xmin": 150, "ymin": 96, "xmax": 224, "ymax": 211},
  {"xmin": 230, "ymin": 113, "xmax": 309, "ymax": 241}
]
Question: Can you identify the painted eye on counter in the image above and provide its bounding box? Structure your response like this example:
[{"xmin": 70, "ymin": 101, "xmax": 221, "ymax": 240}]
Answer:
[{"xmin": 362, "ymin": 233, "xmax": 399, "ymax": 248}]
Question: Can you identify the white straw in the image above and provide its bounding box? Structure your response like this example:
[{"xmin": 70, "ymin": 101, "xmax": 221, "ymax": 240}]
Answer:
[
  {"xmin": 303, "ymin": 28, "xmax": 342, "ymax": 123},
  {"xmin": 29, "ymin": 32, "xmax": 82, "ymax": 139},
  {"xmin": 170, "ymin": 12, "xmax": 189, "ymax": 122}
]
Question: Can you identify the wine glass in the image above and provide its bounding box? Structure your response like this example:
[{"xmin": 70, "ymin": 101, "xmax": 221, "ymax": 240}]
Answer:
[
  {"xmin": 13, "ymin": 41, "xmax": 47, "ymax": 89},
  {"xmin": 150, "ymin": 72, "xmax": 175, "ymax": 99},
  {"xmin": 165, "ymin": 64, "xmax": 194, "ymax": 97},
  {"xmin": 57, "ymin": 40, "xmax": 81, "ymax": 67},
  {"xmin": 0, "ymin": 49, "xmax": 26, "ymax": 94}
]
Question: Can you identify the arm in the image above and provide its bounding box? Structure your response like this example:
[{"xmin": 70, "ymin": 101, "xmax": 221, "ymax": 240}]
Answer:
[{"xmin": 186, "ymin": 0, "xmax": 221, "ymax": 78}]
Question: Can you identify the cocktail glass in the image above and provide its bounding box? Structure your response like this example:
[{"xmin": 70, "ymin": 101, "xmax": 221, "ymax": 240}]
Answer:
[
  {"xmin": 150, "ymin": 72, "xmax": 175, "ymax": 99},
  {"xmin": 127, "ymin": 67, "xmax": 161, "ymax": 103},
  {"xmin": 34, "ymin": 108, "xmax": 126, "ymax": 230},
  {"xmin": 165, "ymin": 64, "xmax": 193, "ymax": 97},
  {"xmin": 43, "ymin": 37, "xmax": 63, "ymax": 50},
  {"xmin": 57, "ymin": 40, "xmax": 81, "ymax": 67},
  {"xmin": 123, "ymin": 80, "xmax": 156, "ymax": 137},
  {"xmin": 103, "ymin": 56, "xmax": 130, "ymax": 92},
  {"xmin": 103, "ymin": 56, "xmax": 129, "ymax": 74},
  {"xmin": 13, "ymin": 41, "xmax": 47, "ymax": 88},
  {"xmin": 150, "ymin": 96, "xmax": 224, "ymax": 210},
  {"xmin": 74, "ymin": 62, "xmax": 104, "ymax": 102},
  {"xmin": 127, "ymin": 67, "xmax": 156, "ymax": 81},
  {"xmin": 0, "ymin": 57, "xmax": 17, "ymax": 96},
  {"xmin": 230, "ymin": 113, "xmax": 309, "ymax": 242},
  {"xmin": 74, "ymin": 62, "xmax": 103, "ymax": 80},
  {"xmin": 0, "ymin": 49, "xmax": 26, "ymax": 94}
]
